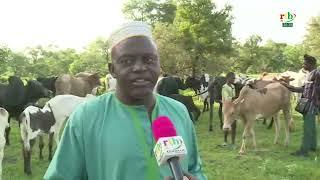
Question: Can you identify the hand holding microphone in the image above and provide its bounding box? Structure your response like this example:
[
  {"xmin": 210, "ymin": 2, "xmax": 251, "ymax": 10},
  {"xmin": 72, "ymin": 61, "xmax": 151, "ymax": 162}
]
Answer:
[{"xmin": 151, "ymin": 116, "xmax": 197, "ymax": 180}]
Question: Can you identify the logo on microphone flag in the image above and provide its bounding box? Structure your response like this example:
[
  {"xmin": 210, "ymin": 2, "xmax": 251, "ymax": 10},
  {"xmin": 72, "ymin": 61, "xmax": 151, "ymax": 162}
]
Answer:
[{"xmin": 153, "ymin": 136, "xmax": 187, "ymax": 165}]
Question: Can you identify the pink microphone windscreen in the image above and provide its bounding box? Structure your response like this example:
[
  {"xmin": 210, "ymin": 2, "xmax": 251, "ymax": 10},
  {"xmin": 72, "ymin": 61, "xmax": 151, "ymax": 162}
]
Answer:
[{"xmin": 152, "ymin": 116, "xmax": 177, "ymax": 141}]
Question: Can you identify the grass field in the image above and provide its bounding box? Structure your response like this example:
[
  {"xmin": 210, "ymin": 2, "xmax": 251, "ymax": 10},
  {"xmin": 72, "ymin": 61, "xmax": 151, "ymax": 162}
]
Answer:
[{"xmin": 2, "ymin": 94, "xmax": 320, "ymax": 180}]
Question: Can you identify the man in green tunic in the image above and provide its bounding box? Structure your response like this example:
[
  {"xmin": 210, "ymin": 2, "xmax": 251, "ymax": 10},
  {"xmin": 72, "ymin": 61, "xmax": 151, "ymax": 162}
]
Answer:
[{"xmin": 44, "ymin": 21, "xmax": 206, "ymax": 180}]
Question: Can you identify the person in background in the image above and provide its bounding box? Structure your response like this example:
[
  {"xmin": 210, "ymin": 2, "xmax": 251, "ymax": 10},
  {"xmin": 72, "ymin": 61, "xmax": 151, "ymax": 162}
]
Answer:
[
  {"xmin": 221, "ymin": 72, "xmax": 237, "ymax": 147},
  {"xmin": 281, "ymin": 54, "xmax": 320, "ymax": 157}
]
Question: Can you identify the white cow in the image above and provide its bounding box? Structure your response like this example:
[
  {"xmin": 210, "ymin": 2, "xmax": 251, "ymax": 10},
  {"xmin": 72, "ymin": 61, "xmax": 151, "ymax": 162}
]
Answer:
[
  {"xmin": 20, "ymin": 94, "xmax": 95, "ymax": 174},
  {"xmin": 21, "ymin": 94, "xmax": 95, "ymax": 150},
  {"xmin": 0, "ymin": 108, "xmax": 9, "ymax": 179},
  {"xmin": 105, "ymin": 74, "xmax": 117, "ymax": 91}
]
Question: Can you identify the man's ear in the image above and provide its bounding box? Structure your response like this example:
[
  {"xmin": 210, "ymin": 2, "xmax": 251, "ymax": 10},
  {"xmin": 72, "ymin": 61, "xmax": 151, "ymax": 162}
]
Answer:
[{"xmin": 109, "ymin": 63, "xmax": 116, "ymax": 78}]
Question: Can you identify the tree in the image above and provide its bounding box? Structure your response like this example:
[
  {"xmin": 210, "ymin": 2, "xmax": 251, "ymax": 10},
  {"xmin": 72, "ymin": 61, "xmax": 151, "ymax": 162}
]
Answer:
[
  {"xmin": 153, "ymin": 22, "xmax": 191, "ymax": 75},
  {"xmin": 174, "ymin": 0, "xmax": 233, "ymax": 76},
  {"xmin": 0, "ymin": 45, "xmax": 12, "ymax": 76},
  {"xmin": 283, "ymin": 44, "xmax": 305, "ymax": 71},
  {"xmin": 304, "ymin": 16, "xmax": 320, "ymax": 60},
  {"xmin": 122, "ymin": 0, "xmax": 177, "ymax": 25},
  {"xmin": 263, "ymin": 40, "xmax": 287, "ymax": 72},
  {"xmin": 233, "ymin": 35, "xmax": 263, "ymax": 73},
  {"xmin": 69, "ymin": 38, "xmax": 109, "ymax": 75},
  {"xmin": 23, "ymin": 45, "xmax": 80, "ymax": 77}
]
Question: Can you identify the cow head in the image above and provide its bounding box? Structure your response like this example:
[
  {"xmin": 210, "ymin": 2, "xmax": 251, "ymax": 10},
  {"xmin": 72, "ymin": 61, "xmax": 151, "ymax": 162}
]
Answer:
[
  {"xmin": 36, "ymin": 77, "xmax": 58, "ymax": 93},
  {"xmin": 185, "ymin": 76, "xmax": 201, "ymax": 91},
  {"xmin": 88, "ymin": 73, "xmax": 101, "ymax": 87},
  {"xmin": 173, "ymin": 76, "xmax": 187, "ymax": 90},
  {"xmin": 222, "ymin": 99, "xmax": 243, "ymax": 132},
  {"xmin": 25, "ymin": 80, "xmax": 52, "ymax": 102}
]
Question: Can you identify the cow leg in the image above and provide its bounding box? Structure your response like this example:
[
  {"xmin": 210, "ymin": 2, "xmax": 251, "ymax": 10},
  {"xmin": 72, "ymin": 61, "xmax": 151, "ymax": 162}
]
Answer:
[
  {"xmin": 223, "ymin": 131, "xmax": 228, "ymax": 144},
  {"xmin": 262, "ymin": 118, "xmax": 267, "ymax": 125},
  {"xmin": 39, "ymin": 136, "xmax": 44, "ymax": 160},
  {"xmin": 5, "ymin": 117, "xmax": 11, "ymax": 145},
  {"xmin": 0, "ymin": 145, "xmax": 3, "ymax": 178},
  {"xmin": 283, "ymin": 109, "xmax": 291, "ymax": 146},
  {"xmin": 218, "ymin": 102, "xmax": 223, "ymax": 130},
  {"xmin": 23, "ymin": 139, "xmax": 35, "ymax": 175},
  {"xmin": 49, "ymin": 133, "xmax": 54, "ymax": 161},
  {"xmin": 267, "ymin": 117, "xmax": 274, "ymax": 129},
  {"xmin": 239, "ymin": 127, "xmax": 248, "ymax": 155},
  {"xmin": 273, "ymin": 115, "xmax": 280, "ymax": 144},
  {"xmin": 209, "ymin": 99, "xmax": 214, "ymax": 131},
  {"xmin": 5, "ymin": 127, "xmax": 11, "ymax": 146},
  {"xmin": 250, "ymin": 125, "xmax": 256, "ymax": 150},
  {"xmin": 231, "ymin": 120, "xmax": 237, "ymax": 145},
  {"xmin": 204, "ymin": 98, "xmax": 209, "ymax": 112},
  {"xmin": 239, "ymin": 117, "xmax": 250, "ymax": 155},
  {"xmin": 54, "ymin": 132, "xmax": 60, "ymax": 148},
  {"xmin": 192, "ymin": 106, "xmax": 201, "ymax": 122},
  {"xmin": 202, "ymin": 101, "xmax": 206, "ymax": 113}
]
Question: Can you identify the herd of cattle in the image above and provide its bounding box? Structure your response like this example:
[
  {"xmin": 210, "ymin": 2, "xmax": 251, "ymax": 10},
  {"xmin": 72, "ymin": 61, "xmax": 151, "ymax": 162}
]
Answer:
[
  {"xmin": 0, "ymin": 68, "xmax": 314, "ymax": 177},
  {"xmin": 0, "ymin": 72, "xmax": 100, "ymax": 175}
]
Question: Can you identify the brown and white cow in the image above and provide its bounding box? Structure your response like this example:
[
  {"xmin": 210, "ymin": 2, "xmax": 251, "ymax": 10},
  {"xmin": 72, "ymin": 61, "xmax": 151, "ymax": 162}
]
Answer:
[
  {"xmin": 55, "ymin": 72, "xmax": 101, "ymax": 97},
  {"xmin": 222, "ymin": 83, "xmax": 292, "ymax": 154}
]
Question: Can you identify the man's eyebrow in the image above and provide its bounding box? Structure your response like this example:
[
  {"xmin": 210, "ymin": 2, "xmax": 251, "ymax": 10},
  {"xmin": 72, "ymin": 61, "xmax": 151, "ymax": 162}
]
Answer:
[{"xmin": 119, "ymin": 53, "xmax": 157, "ymax": 58}]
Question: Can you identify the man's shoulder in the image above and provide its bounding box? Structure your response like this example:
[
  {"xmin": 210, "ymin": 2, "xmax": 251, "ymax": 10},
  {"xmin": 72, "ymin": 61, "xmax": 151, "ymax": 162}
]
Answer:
[
  {"xmin": 73, "ymin": 93, "xmax": 113, "ymax": 113},
  {"xmin": 68, "ymin": 93, "xmax": 114, "ymax": 126}
]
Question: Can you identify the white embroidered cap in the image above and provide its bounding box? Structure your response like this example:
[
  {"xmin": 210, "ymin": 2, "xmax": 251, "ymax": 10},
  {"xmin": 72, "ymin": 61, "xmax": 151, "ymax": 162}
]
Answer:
[{"xmin": 108, "ymin": 21, "xmax": 154, "ymax": 51}]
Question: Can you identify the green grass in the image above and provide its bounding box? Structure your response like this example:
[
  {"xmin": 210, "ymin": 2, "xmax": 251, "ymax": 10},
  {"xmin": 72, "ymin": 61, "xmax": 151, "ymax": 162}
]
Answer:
[{"xmin": 2, "ymin": 94, "xmax": 320, "ymax": 180}]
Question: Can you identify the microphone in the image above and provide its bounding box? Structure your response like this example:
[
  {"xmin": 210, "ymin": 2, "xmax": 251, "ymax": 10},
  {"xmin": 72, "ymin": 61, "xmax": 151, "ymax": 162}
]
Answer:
[{"xmin": 152, "ymin": 116, "xmax": 187, "ymax": 180}]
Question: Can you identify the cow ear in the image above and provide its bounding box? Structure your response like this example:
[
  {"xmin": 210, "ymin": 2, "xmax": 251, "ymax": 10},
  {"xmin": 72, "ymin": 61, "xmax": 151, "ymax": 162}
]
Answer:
[{"xmin": 289, "ymin": 78, "xmax": 295, "ymax": 81}]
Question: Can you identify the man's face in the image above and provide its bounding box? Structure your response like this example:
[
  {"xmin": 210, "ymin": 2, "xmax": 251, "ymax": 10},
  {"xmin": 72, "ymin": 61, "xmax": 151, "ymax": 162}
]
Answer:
[
  {"xmin": 303, "ymin": 61, "xmax": 312, "ymax": 71},
  {"xmin": 228, "ymin": 75, "xmax": 236, "ymax": 84},
  {"xmin": 110, "ymin": 36, "xmax": 160, "ymax": 100}
]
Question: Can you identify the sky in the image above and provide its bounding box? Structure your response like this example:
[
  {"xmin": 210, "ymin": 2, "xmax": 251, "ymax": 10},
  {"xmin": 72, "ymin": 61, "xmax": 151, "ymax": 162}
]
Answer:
[{"xmin": 0, "ymin": 0, "xmax": 319, "ymax": 51}]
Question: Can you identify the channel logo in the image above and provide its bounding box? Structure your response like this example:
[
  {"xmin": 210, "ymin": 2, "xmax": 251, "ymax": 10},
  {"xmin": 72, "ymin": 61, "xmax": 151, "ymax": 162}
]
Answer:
[{"xmin": 280, "ymin": 12, "xmax": 296, "ymax": 27}]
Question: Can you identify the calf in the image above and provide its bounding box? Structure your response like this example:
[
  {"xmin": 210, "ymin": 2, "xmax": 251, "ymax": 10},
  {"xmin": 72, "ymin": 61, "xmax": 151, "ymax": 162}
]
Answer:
[
  {"xmin": 20, "ymin": 94, "xmax": 95, "ymax": 175},
  {"xmin": 0, "ymin": 108, "xmax": 9, "ymax": 179},
  {"xmin": 223, "ymin": 83, "xmax": 292, "ymax": 154}
]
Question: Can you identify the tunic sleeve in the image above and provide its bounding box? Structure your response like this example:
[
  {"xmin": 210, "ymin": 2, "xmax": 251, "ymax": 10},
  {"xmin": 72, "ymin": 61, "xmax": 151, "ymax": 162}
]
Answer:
[{"xmin": 43, "ymin": 105, "xmax": 87, "ymax": 180}]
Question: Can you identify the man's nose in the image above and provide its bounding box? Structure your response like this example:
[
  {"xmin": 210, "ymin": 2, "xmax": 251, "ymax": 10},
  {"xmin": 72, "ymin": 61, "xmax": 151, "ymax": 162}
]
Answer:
[{"xmin": 132, "ymin": 58, "xmax": 146, "ymax": 71}]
